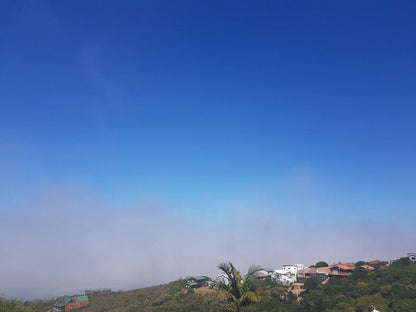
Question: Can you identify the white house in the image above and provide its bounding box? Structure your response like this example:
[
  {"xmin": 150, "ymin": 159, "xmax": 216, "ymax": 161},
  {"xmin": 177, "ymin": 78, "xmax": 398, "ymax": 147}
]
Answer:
[{"xmin": 271, "ymin": 264, "xmax": 305, "ymax": 285}]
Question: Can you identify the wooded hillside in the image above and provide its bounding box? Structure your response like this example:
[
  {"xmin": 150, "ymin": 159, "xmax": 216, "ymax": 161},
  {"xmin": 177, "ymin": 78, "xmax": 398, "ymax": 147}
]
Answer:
[{"xmin": 4, "ymin": 257, "xmax": 415, "ymax": 312}]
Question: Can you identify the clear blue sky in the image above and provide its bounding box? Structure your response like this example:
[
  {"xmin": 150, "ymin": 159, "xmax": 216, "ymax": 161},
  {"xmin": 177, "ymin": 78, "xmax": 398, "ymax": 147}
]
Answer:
[{"xmin": 0, "ymin": 1, "xmax": 415, "ymax": 298}]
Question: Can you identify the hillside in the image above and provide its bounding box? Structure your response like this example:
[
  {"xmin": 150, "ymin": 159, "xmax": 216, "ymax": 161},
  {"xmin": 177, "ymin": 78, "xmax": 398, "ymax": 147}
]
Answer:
[
  {"xmin": 75, "ymin": 258, "xmax": 416, "ymax": 312},
  {"xmin": 3, "ymin": 258, "xmax": 414, "ymax": 312},
  {"xmin": 78, "ymin": 280, "xmax": 231, "ymax": 312}
]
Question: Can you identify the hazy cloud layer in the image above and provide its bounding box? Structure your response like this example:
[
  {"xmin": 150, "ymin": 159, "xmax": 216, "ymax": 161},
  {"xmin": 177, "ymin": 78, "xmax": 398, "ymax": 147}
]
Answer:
[{"xmin": 0, "ymin": 185, "xmax": 414, "ymax": 300}]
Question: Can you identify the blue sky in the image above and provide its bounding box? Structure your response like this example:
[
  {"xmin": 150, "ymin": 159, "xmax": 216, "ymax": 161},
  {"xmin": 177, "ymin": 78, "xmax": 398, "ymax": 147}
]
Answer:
[{"xmin": 1, "ymin": 1, "xmax": 415, "ymax": 299}]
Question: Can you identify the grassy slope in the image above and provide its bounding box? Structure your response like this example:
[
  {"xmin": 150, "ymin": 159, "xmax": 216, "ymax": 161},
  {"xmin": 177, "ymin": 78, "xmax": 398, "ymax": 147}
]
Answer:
[{"xmin": 79, "ymin": 280, "xmax": 230, "ymax": 312}]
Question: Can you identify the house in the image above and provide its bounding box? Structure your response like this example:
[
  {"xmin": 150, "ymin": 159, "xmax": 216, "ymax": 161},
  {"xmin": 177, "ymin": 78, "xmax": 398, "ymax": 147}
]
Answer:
[
  {"xmin": 329, "ymin": 263, "xmax": 354, "ymax": 278},
  {"xmin": 272, "ymin": 269, "xmax": 296, "ymax": 284},
  {"xmin": 185, "ymin": 276, "xmax": 210, "ymax": 288},
  {"xmin": 296, "ymin": 267, "xmax": 330, "ymax": 282},
  {"xmin": 55, "ymin": 295, "xmax": 88, "ymax": 311},
  {"xmin": 254, "ymin": 270, "xmax": 271, "ymax": 280},
  {"xmin": 271, "ymin": 264, "xmax": 305, "ymax": 285},
  {"xmin": 272, "ymin": 266, "xmax": 295, "ymax": 284}
]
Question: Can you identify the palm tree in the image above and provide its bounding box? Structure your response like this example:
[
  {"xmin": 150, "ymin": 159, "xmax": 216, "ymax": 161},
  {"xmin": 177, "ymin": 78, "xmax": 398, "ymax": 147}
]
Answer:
[{"xmin": 211, "ymin": 261, "xmax": 262, "ymax": 312}]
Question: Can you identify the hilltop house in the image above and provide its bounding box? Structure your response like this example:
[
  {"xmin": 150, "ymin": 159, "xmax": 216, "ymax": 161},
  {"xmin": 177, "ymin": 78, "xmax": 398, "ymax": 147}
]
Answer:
[
  {"xmin": 185, "ymin": 276, "xmax": 210, "ymax": 288},
  {"xmin": 55, "ymin": 295, "xmax": 88, "ymax": 311}
]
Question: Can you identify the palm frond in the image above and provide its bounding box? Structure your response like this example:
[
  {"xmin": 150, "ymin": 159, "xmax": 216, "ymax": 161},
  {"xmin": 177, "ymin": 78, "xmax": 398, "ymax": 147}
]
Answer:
[
  {"xmin": 246, "ymin": 265, "xmax": 263, "ymax": 278},
  {"xmin": 218, "ymin": 262, "xmax": 234, "ymax": 280},
  {"xmin": 217, "ymin": 261, "xmax": 242, "ymax": 299},
  {"xmin": 239, "ymin": 291, "xmax": 259, "ymax": 305},
  {"xmin": 210, "ymin": 280, "xmax": 229, "ymax": 292}
]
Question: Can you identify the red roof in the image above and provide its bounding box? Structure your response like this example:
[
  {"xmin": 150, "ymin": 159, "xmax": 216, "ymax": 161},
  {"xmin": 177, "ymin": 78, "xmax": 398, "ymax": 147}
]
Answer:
[
  {"xmin": 298, "ymin": 267, "xmax": 330, "ymax": 275},
  {"xmin": 317, "ymin": 267, "xmax": 331, "ymax": 274},
  {"xmin": 330, "ymin": 264, "xmax": 354, "ymax": 271},
  {"xmin": 298, "ymin": 268, "xmax": 317, "ymax": 274}
]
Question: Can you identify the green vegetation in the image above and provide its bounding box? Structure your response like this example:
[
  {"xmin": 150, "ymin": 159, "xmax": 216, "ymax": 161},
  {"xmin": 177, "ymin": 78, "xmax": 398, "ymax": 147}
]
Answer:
[{"xmin": 315, "ymin": 261, "xmax": 329, "ymax": 268}]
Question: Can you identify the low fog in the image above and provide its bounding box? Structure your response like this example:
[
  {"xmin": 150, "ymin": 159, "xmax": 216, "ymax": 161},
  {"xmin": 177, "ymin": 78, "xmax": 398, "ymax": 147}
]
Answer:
[{"xmin": 1, "ymin": 185, "xmax": 414, "ymax": 300}]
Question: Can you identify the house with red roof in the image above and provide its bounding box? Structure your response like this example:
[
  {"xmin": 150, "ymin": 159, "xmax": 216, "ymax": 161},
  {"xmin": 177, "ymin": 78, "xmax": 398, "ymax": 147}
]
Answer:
[
  {"xmin": 296, "ymin": 267, "xmax": 330, "ymax": 282},
  {"xmin": 329, "ymin": 263, "xmax": 355, "ymax": 278}
]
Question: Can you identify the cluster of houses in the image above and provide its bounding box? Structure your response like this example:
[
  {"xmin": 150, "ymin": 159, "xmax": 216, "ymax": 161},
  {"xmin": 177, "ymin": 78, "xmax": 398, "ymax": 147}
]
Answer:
[
  {"xmin": 254, "ymin": 261, "xmax": 378, "ymax": 285},
  {"xmin": 184, "ymin": 260, "xmax": 383, "ymax": 290}
]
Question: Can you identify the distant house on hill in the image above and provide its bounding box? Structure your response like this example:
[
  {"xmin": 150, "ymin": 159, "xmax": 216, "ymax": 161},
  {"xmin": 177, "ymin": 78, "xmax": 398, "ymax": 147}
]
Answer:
[
  {"xmin": 54, "ymin": 295, "xmax": 88, "ymax": 311},
  {"xmin": 185, "ymin": 276, "xmax": 210, "ymax": 288}
]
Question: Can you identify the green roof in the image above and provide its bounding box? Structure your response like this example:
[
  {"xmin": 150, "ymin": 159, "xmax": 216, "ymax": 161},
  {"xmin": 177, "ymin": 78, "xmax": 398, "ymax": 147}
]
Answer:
[
  {"xmin": 56, "ymin": 295, "xmax": 74, "ymax": 306},
  {"xmin": 188, "ymin": 276, "xmax": 209, "ymax": 281},
  {"xmin": 76, "ymin": 295, "xmax": 89, "ymax": 302},
  {"xmin": 186, "ymin": 282, "xmax": 199, "ymax": 286},
  {"xmin": 55, "ymin": 295, "xmax": 88, "ymax": 307}
]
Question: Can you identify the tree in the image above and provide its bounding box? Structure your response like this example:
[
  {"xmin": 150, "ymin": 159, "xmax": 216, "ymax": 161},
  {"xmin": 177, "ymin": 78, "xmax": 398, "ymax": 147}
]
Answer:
[
  {"xmin": 303, "ymin": 277, "xmax": 321, "ymax": 293},
  {"xmin": 211, "ymin": 261, "xmax": 262, "ymax": 312},
  {"xmin": 315, "ymin": 261, "xmax": 329, "ymax": 268},
  {"xmin": 355, "ymin": 261, "xmax": 368, "ymax": 267}
]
